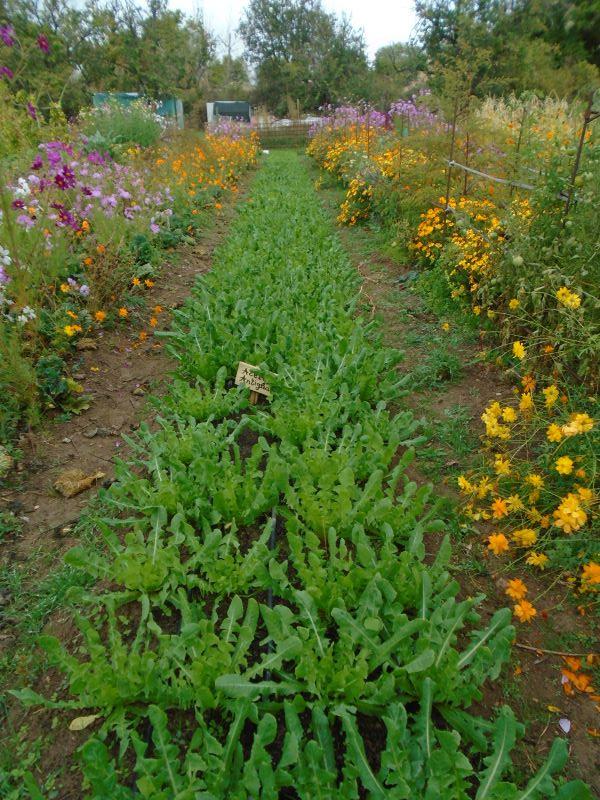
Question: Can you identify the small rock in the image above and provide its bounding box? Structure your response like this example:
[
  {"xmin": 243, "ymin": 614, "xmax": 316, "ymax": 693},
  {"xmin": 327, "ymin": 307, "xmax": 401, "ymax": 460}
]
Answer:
[
  {"xmin": 62, "ymin": 437, "xmax": 72, "ymax": 444},
  {"xmin": 96, "ymin": 427, "xmax": 111, "ymax": 437},
  {"xmin": 76, "ymin": 338, "xmax": 98, "ymax": 351},
  {"xmin": 132, "ymin": 387, "xmax": 146, "ymax": 396},
  {"xmin": 54, "ymin": 469, "xmax": 105, "ymax": 498},
  {"xmin": 73, "ymin": 373, "xmax": 86, "ymax": 380},
  {"xmin": 83, "ymin": 427, "xmax": 99, "ymax": 438}
]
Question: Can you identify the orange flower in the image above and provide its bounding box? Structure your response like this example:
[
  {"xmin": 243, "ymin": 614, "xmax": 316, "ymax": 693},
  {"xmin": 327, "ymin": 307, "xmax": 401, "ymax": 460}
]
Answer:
[
  {"xmin": 581, "ymin": 562, "xmax": 600, "ymax": 591},
  {"xmin": 83, "ymin": 256, "xmax": 93, "ymax": 266},
  {"xmin": 118, "ymin": 307, "xmax": 128, "ymax": 318},
  {"xmin": 145, "ymin": 279, "xmax": 155, "ymax": 288},
  {"xmin": 94, "ymin": 310, "xmax": 106, "ymax": 322},
  {"xmin": 132, "ymin": 277, "xmax": 141, "ymax": 287},
  {"xmin": 487, "ymin": 533, "xmax": 509, "ymax": 555},
  {"xmin": 505, "ymin": 578, "xmax": 528, "ymax": 600},
  {"xmin": 513, "ymin": 600, "xmax": 537, "ymax": 623},
  {"xmin": 521, "ymin": 374, "xmax": 536, "ymax": 393},
  {"xmin": 139, "ymin": 331, "xmax": 148, "ymax": 341},
  {"xmin": 149, "ymin": 316, "xmax": 158, "ymax": 327},
  {"xmin": 153, "ymin": 305, "xmax": 163, "ymax": 314},
  {"xmin": 562, "ymin": 668, "xmax": 594, "ymax": 693},
  {"xmin": 96, "ymin": 244, "xmax": 106, "ymax": 254},
  {"xmin": 491, "ymin": 498, "xmax": 508, "ymax": 519}
]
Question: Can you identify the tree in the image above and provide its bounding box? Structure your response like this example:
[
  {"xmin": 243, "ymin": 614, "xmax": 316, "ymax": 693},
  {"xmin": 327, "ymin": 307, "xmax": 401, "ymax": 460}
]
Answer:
[{"xmin": 238, "ymin": 0, "xmax": 368, "ymax": 114}]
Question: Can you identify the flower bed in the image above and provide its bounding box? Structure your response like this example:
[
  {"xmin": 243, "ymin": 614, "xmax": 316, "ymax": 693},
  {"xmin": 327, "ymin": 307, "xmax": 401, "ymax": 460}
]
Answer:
[{"xmin": 0, "ymin": 123, "xmax": 258, "ymax": 450}]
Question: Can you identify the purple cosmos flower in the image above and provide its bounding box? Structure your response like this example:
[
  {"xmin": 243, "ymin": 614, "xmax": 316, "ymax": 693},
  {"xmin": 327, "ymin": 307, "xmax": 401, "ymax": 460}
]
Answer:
[
  {"xmin": 87, "ymin": 151, "xmax": 106, "ymax": 166},
  {"xmin": 37, "ymin": 34, "xmax": 49, "ymax": 53},
  {"xmin": 0, "ymin": 65, "xmax": 14, "ymax": 80},
  {"xmin": 150, "ymin": 222, "xmax": 160, "ymax": 234},
  {"xmin": 54, "ymin": 165, "xmax": 76, "ymax": 189},
  {"xmin": 0, "ymin": 25, "xmax": 14, "ymax": 47},
  {"xmin": 79, "ymin": 284, "xmax": 90, "ymax": 297},
  {"xmin": 0, "ymin": 266, "xmax": 8, "ymax": 285},
  {"xmin": 27, "ymin": 102, "xmax": 37, "ymax": 120},
  {"xmin": 16, "ymin": 214, "xmax": 34, "ymax": 228},
  {"xmin": 67, "ymin": 277, "xmax": 78, "ymax": 288},
  {"xmin": 50, "ymin": 202, "xmax": 77, "ymax": 229}
]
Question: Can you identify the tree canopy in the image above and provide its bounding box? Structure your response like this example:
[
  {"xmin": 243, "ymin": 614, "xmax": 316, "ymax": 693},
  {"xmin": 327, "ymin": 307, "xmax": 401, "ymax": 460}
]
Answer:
[{"xmin": 238, "ymin": 0, "xmax": 369, "ymax": 115}]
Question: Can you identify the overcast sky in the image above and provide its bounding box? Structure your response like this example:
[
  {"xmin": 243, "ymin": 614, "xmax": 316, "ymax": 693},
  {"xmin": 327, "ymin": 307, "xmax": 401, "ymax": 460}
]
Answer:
[{"xmin": 168, "ymin": 0, "xmax": 419, "ymax": 60}]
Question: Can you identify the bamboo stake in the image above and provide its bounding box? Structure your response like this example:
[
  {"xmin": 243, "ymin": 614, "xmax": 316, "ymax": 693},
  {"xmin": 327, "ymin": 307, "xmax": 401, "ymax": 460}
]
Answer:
[{"xmin": 563, "ymin": 93, "xmax": 599, "ymax": 225}]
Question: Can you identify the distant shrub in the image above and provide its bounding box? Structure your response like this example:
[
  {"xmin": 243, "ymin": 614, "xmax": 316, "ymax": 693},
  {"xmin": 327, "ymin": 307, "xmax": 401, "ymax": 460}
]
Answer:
[{"xmin": 80, "ymin": 99, "xmax": 167, "ymax": 156}]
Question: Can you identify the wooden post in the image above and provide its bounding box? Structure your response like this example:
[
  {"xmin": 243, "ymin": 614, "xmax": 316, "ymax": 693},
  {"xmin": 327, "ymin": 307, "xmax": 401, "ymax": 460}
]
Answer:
[
  {"xmin": 510, "ymin": 105, "xmax": 528, "ymax": 198},
  {"xmin": 249, "ymin": 390, "xmax": 259, "ymax": 405},
  {"xmin": 444, "ymin": 95, "xmax": 460, "ymax": 220},
  {"xmin": 463, "ymin": 131, "xmax": 470, "ymax": 196},
  {"xmin": 563, "ymin": 94, "xmax": 598, "ymax": 225}
]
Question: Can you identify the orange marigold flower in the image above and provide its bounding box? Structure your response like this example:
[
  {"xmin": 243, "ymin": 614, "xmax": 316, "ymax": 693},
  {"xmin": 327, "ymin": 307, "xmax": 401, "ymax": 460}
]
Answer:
[
  {"xmin": 132, "ymin": 277, "xmax": 141, "ymax": 287},
  {"xmin": 149, "ymin": 316, "xmax": 158, "ymax": 327},
  {"xmin": 95, "ymin": 310, "xmax": 106, "ymax": 322},
  {"xmin": 139, "ymin": 331, "xmax": 148, "ymax": 341},
  {"xmin": 487, "ymin": 533, "xmax": 509, "ymax": 555},
  {"xmin": 145, "ymin": 279, "xmax": 155, "ymax": 288},
  {"xmin": 153, "ymin": 305, "xmax": 163, "ymax": 314},
  {"xmin": 505, "ymin": 578, "xmax": 528, "ymax": 600},
  {"xmin": 83, "ymin": 256, "xmax": 93, "ymax": 266},
  {"xmin": 491, "ymin": 498, "xmax": 509, "ymax": 518},
  {"xmin": 522, "ymin": 374, "xmax": 535, "ymax": 392},
  {"xmin": 513, "ymin": 600, "xmax": 537, "ymax": 623},
  {"xmin": 581, "ymin": 562, "xmax": 600, "ymax": 592},
  {"xmin": 96, "ymin": 244, "xmax": 106, "ymax": 254},
  {"xmin": 118, "ymin": 307, "xmax": 128, "ymax": 318}
]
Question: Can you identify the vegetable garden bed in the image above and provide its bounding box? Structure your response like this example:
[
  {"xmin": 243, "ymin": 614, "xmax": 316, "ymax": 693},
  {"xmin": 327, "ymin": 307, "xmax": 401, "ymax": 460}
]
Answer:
[{"xmin": 14, "ymin": 151, "xmax": 590, "ymax": 798}]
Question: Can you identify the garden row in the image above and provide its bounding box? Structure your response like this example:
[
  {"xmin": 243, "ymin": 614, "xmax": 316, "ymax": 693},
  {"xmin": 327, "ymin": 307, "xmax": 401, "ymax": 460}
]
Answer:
[
  {"xmin": 0, "ymin": 100, "xmax": 258, "ymax": 456},
  {"xmin": 307, "ymin": 96, "xmax": 598, "ymax": 606},
  {"xmin": 15, "ymin": 151, "xmax": 590, "ymax": 798}
]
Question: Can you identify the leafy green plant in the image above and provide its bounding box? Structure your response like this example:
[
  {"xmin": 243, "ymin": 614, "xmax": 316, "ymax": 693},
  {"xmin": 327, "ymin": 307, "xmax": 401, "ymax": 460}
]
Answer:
[{"xmin": 10, "ymin": 151, "xmax": 588, "ymax": 798}]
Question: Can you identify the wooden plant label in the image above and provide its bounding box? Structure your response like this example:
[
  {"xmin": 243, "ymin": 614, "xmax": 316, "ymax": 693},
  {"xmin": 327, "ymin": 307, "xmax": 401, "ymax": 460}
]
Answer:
[{"xmin": 235, "ymin": 362, "xmax": 271, "ymax": 403}]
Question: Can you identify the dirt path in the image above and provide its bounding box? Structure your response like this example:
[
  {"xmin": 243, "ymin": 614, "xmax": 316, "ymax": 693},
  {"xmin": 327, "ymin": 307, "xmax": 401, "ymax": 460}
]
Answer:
[{"xmin": 313, "ymin": 167, "xmax": 600, "ymax": 792}]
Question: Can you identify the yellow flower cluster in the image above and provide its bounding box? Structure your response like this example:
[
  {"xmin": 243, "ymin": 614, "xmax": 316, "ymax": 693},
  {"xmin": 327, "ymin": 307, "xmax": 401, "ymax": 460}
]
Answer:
[
  {"xmin": 481, "ymin": 400, "xmax": 516, "ymax": 439},
  {"xmin": 337, "ymin": 177, "xmax": 373, "ymax": 226},
  {"xmin": 553, "ymin": 492, "xmax": 588, "ymax": 534},
  {"xmin": 556, "ymin": 286, "xmax": 582, "ymax": 309}
]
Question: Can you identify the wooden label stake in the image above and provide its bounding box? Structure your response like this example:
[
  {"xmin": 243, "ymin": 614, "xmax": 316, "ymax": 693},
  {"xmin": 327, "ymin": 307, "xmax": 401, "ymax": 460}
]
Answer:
[{"xmin": 235, "ymin": 362, "xmax": 271, "ymax": 401}]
